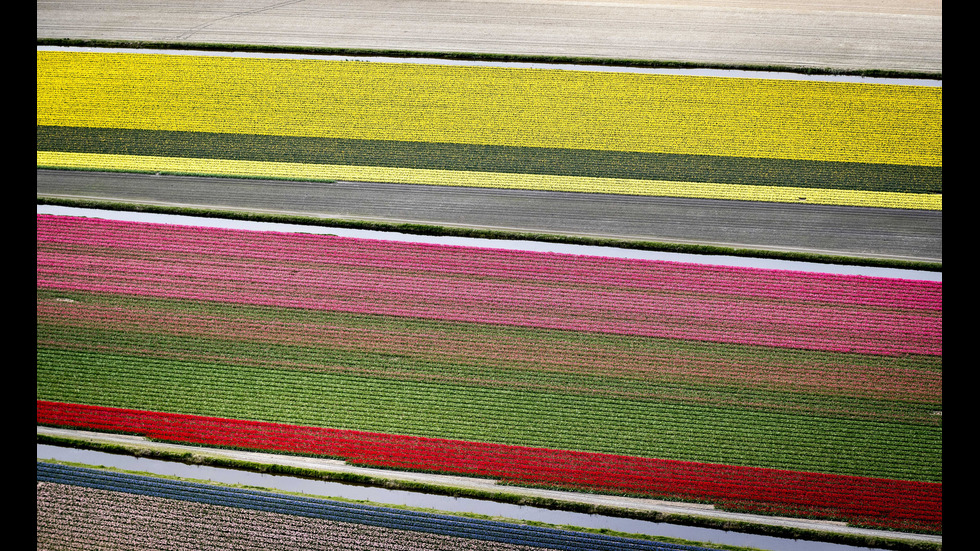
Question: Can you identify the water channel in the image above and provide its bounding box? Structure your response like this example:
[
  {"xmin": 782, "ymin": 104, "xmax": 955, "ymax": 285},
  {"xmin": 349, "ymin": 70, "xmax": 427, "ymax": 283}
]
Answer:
[{"xmin": 39, "ymin": 444, "xmax": 898, "ymax": 551}]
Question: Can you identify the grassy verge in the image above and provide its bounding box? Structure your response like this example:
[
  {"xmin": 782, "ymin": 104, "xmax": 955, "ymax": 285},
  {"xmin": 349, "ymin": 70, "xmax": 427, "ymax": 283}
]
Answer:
[
  {"xmin": 36, "ymin": 433, "xmax": 941, "ymax": 551},
  {"xmin": 36, "ymin": 195, "xmax": 942, "ymax": 271},
  {"xmin": 36, "ymin": 38, "xmax": 942, "ymax": 80}
]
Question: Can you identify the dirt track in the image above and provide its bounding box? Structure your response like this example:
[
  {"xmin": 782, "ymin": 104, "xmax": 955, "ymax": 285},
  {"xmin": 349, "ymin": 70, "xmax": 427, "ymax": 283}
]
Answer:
[{"xmin": 37, "ymin": 0, "xmax": 941, "ymax": 73}]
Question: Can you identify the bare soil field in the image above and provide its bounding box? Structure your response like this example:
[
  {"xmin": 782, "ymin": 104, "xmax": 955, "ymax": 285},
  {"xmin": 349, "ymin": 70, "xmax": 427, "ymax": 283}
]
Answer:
[{"xmin": 37, "ymin": 0, "xmax": 941, "ymax": 73}]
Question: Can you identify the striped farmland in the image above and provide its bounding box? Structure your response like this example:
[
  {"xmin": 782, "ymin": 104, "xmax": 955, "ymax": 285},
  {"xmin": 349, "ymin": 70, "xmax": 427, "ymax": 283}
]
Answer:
[
  {"xmin": 36, "ymin": 50, "xmax": 941, "ymax": 210},
  {"xmin": 36, "ymin": 214, "xmax": 942, "ymax": 532}
]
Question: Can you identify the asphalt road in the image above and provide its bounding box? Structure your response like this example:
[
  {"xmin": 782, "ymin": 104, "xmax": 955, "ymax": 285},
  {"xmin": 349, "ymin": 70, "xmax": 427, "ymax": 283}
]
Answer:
[
  {"xmin": 37, "ymin": 0, "xmax": 942, "ymax": 73},
  {"xmin": 37, "ymin": 169, "xmax": 942, "ymax": 262}
]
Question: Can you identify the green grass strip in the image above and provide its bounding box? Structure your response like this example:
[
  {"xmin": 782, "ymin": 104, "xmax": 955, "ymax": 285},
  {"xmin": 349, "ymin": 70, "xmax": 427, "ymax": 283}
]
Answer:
[{"xmin": 38, "ymin": 125, "xmax": 942, "ymax": 194}]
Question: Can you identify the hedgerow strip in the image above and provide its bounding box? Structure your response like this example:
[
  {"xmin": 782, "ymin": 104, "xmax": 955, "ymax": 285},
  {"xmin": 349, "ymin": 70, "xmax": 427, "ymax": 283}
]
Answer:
[
  {"xmin": 36, "ymin": 150, "xmax": 942, "ymax": 212},
  {"xmin": 37, "ymin": 126, "xmax": 942, "ymax": 194}
]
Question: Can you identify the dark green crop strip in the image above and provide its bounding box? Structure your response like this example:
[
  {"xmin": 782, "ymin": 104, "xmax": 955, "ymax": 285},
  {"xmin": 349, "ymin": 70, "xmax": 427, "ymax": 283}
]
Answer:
[{"xmin": 38, "ymin": 125, "xmax": 942, "ymax": 194}]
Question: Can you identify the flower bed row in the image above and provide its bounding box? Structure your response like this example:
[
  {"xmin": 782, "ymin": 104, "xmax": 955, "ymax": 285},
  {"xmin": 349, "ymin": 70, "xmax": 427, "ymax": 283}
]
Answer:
[
  {"xmin": 37, "ymin": 50, "xmax": 942, "ymax": 209},
  {"xmin": 36, "ymin": 51, "xmax": 941, "ymax": 168},
  {"xmin": 37, "ymin": 401, "xmax": 942, "ymax": 533},
  {"xmin": 35, "ymin": 294, "xmax": 942, "ymax": 406},
  {"xmin": 36, "ymin": 213, "xmax": 942, "ymax": 532},
  {"xmin": 36, "ymin": 214, "xmax": 941, "ymax": 310},
  {"xmin": 37, "ymin": 215, "xmax": 942, "ymax": 356}
]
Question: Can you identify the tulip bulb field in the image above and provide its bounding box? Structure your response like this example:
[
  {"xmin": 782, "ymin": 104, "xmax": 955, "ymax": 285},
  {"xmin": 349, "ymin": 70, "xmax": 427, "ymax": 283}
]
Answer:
[
  {"xmin": 37, "ymin": 41, "xmax": 942, "ymax": 545},
  {"xmin": 36, "ymin": 213, "xmax": 942, "ymax": 534},
  {"xmin": 36, "ymin": 50, "xmax": 941, "ymax": 210}
]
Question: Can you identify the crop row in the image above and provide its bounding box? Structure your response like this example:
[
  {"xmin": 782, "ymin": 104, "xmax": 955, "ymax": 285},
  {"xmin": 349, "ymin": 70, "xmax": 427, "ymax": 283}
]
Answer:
[
  {"xmin": 36, "ymin": 335, "xmax": 935, "ymax": 441},
  {"xmin": 37, "ymin": 215, "xmax": 942, "ymax": 356},
  {"xmin": 36, "ymin": 305, "xmax": 940, "ymax": 410},
  {"xmin": 40, "ymin": 484, "xmax": 513, "ymax": 551},
  {"xmin": 37, "ymin": 346, "xmax": 943, "ymax": 482},
  {"xmin": 35, "ymin": 214, "xmax": 943, "ymax": 481},
  {"xmin": 36, "ymin": 410, "xmax": 942, "ymax": 532},
  {"xmin": 37, "ymin": 303, "xmax": 941, "ymax": 453},
  {"xmin": 36, "ymin": 50, "xmax": 942, "ymax": 210},
  {"xmin": 38, "ymin": 462, "xmax": 718, "ymax": 550},
  {"xmin": 36, "ymin": 214, "xmax": 942, "ymax": 310},
  {"xmin": 36, "ymin": 291, "xmax": 942, "ymax": 426},
  {"xmin": 37, "ymin": 264, "xmax": 938, "ymax": 356},
  {"xmin": 36, "ymin": 51, "xmax": 941, "ymax": 167},
  {"xmin": 35, "ymin": 212, "xmax": 943, "ymax": 529}
]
